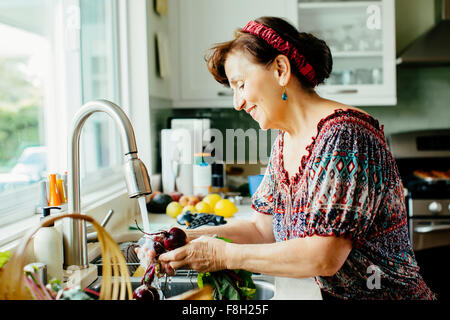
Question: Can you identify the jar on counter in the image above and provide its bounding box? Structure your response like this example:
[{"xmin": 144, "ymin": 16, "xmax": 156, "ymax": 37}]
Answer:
[{"xmin": 193, "ymin": 153, "xmax": 212, "ymax": 196}]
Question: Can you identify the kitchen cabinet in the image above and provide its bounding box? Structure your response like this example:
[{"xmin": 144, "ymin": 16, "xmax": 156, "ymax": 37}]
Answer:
[
  {"xmin": 168, "ymin": 0, "xmax": 396, "ymax": 108},
  {"xmin": 168, "ymin": 0, "xmax": 298, "ymax": 108},
  {"xmin": 297, "ymin": 0, "xmax": 397, "ymax": 106}
]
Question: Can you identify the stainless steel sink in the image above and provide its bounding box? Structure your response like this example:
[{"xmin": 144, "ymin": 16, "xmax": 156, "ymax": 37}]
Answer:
[
  {"xmin": 88, "ymin": 274, "xmax": 275, "ymax": 300},
  {"xmin": 89, "ymin": 242, "xmax": 275, "ymax": 300}
]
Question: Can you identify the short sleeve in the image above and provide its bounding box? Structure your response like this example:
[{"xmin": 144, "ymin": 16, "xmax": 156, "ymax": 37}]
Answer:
[
  {"xmin": 251, "ymin": 159, "xmax": 275, "ymax": 215},
  {"xmin": 304, "ymin": 120, "xmax": 387, "ymax": 243}
]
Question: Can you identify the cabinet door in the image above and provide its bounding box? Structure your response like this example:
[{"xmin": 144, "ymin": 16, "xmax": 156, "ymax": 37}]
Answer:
[
  {"xmin": 297, "ymin": 0, "xmax": 396, "ymax": 106},
  {"xmin": 175, "ymin": 0, "xmax": 297, "ymax": 107}
]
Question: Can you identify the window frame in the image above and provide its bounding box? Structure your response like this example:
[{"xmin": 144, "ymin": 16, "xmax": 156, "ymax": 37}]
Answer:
[{"xmin": 0, "ymin": 0, "xmax": 153, "ymax": 238}]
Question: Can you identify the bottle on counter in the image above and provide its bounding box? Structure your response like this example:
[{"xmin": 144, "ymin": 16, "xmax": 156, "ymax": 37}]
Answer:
[
  {"xmin": 56, "ymin": 174, "xmax": 66, "ymax": 204},
  {"xmin": 211, "ymin": 161, "xmax": 226, "ymax": 194},
  {"xmin": 193, "ymin": 153, "xmax": 212, "ymax": 196},
  {"xmin": 48, "ymin": 174, "xmax": 61, "ymax": 206},
  {"xmin": 33, "ymin": 206, "xmax": 63, "ymax": 282}
]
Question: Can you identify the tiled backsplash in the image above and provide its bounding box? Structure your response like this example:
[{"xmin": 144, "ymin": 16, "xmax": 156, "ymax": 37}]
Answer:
[{"xmin": 150, "ymin": 99, "xmax": 276, "ymax": 173}]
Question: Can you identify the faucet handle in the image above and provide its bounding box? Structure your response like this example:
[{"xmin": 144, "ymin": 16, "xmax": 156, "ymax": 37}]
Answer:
[{"xmin": 100, "ymin": 209, "xmax": 114, "ymax": 228}]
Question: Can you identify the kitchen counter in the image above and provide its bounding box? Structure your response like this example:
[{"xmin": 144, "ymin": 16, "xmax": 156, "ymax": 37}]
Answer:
[
  {"xmin": 87, "ymin": 198, "xmax": 322, "ymax": 300},
  {"xmin": 140, "ymin": 198, "xmax": 256, "ymax": 231},
  {"xmin": 139, "ymin": 200, "xmax": 323, "ymax": 300}
]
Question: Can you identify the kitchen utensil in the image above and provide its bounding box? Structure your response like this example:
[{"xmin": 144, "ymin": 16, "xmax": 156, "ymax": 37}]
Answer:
[
  {"xmin": 248, "ymin": 174, "xmax": 264, "ymax": 196},
  {"xmin": 177, "ymin": 212, "xmax": 226, "ymax": 229}
]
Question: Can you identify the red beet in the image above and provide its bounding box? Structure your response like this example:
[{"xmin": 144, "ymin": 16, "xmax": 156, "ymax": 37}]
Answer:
[
  {"xmin": 135, "ymin": 222, "xmax": 187, "ymax": 253},
  {"xmin": 163, "ymin": 227, "xmax": 187, "ymax": 251},
  {"xmin": 133, "ymin": 285, "xmax": 160, "ymax": 300},
  {"xmin": 153, "ymin": 241, "xmax": 166, "ymax": 255},
  {"xmin": 142, "ymin": 264, "xmax": 156, "ymax": 287}
]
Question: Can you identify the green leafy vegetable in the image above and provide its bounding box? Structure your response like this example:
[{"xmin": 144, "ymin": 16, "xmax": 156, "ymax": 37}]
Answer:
[
  {"xmin": 0, "ymin": 251, "xmax": 11, "ymax": 269},
  {"xmin": 197, "ymin": 269, "xmax": 256, "ymax": 300},
  {"xmin": 215, "ymin": 236, "xmax": 232, "ymax": 243},
  {"xmin": 197, "ymin": 237, "xmax": 256, "ymax": 300}
]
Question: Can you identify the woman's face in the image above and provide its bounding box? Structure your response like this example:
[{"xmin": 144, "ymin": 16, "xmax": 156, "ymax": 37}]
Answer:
[{"xmin": 224, "ymin": 50, "xmax": 284, "ymax": 130}]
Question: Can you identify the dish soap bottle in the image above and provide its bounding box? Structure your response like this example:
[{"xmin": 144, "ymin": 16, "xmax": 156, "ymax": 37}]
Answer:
[{"xmin": 33, "ymin": 206, "xmax": 63, "ymax": 282}]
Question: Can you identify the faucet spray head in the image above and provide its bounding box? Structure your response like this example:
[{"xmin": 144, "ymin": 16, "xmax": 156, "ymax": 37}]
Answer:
[{"xmin": 123, "ymin": 153, "xmax": 152, "ymax": 198}]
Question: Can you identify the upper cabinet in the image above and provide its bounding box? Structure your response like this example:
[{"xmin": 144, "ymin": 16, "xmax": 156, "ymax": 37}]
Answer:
[
  {"xmin": 167, "ymin": 0, "xmax": 396, "ymax": 108},
  {"xmin": 297, "ymin": 0, "xmax": 396, "ymax": 106},
  {"xmin": 168, "ymin": 0, "xmax": 298, "ymax": 108}
]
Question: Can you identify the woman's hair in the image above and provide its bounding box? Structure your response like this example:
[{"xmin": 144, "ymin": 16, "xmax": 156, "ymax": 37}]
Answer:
[{"xmin": 205, "ymin": 16, "xmax": 332, "ymax": 90}]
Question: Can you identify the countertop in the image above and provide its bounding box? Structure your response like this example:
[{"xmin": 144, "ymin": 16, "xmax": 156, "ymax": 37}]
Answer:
[
  {"xmin": 143, "ymin": 199, "xmax": 256, "ymax": 230},
  {"xmin": 90, "ymin": 198, "xmax": 322, "ymax": 299},
  {"xmin": 137, "ymin": 199, "xmax": 323, "ymax": 300}
]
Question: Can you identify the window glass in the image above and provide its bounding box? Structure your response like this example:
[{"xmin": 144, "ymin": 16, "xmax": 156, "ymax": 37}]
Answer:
[
  {"xmin": 0, "ymin": 0, "xmax": 125, "ymax": 226},
  {"xmin": 79, "ymin": 0, "xmax": 122, "ymax": 181},
  {"xmin": 0, "ymin": 1, "xmax": 51, "ymax": 194}
]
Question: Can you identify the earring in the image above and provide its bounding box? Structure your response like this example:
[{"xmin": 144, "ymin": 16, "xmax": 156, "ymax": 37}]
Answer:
[{"xmin": 282, "ymin": 86, "xmax": 287, "ymax": 101}]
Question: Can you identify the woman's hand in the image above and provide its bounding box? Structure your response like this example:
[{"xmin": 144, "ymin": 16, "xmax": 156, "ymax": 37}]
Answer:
[{"xmin": 158, "ymin": 236, "xmax": 229, "ymax": 274}]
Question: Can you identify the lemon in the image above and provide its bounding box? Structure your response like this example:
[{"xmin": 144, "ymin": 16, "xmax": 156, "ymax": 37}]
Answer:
[
  {"xmin": 203, "ymin": 194, "xmax": 222, "ymax": 210},
  {"xmin": 214, "ymin": 199, "xmax": 238, "ymax": 218},
  {"xmin": 195, "ymin": 201, "xmax": 212, "ymax": 214},
  {"xmin": 166, "ymin": 201, "xmax": 183, "ymax": 218},
  {"xmin": 182, "ymin": 205, "xmax": 197, "ymax": 214}
]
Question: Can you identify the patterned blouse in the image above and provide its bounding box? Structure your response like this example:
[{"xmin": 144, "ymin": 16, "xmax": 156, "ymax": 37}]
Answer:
[{"xmin": 251, "ymin": 109, "xmax": 436, "ymax": 300}]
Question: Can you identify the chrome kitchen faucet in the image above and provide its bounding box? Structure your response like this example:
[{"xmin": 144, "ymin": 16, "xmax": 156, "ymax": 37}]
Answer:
[{"xmin": 65, "ymin": 99, "xmax": 152, "ymax": 268}]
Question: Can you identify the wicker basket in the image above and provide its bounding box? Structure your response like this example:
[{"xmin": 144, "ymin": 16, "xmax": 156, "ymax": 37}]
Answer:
[{"xmin": 0, "ymin": 213, "xmax": 132, "ymax": 300}]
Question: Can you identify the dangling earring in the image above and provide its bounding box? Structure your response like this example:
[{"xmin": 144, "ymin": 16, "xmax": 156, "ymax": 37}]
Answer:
[{"xmin": 282, "ymin": 86, "xmax": 288, "ymax": 101}]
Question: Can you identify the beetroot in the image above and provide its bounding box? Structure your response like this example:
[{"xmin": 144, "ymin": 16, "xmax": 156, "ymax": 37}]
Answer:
[
  {"xmin": 133, "ymin": 224, "xmax": 188, "ymax": 300},
  {"xmin": 153, "ymin": 241, "xmax": 166, "ymax": 255},
  {"xmin": 163, "ymin": 227, "xmax": 187, "ymax": 251},
  {"xmin": 142, "ymin": 264, "xmax": 156, "ymax": 287},
  {"xmin": 133, "ymin": 285, "xmax": 159, "ymax": 300}
]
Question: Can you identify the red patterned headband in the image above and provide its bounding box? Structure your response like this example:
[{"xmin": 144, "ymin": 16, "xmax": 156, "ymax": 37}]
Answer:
[{"xmin": 241, "ymin": 20, "xmax": 318, "ymax": 87}]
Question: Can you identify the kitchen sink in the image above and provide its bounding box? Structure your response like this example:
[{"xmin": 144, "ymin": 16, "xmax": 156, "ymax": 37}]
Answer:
[
  {"xmin": 87, "ymin": 273, "xmax": 275, "ymax": 300},
  {"xmin": 88, "ymin": 241, "xmax": 275, "ymax": 300}
]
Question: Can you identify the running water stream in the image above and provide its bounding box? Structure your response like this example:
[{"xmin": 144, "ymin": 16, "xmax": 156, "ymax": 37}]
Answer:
[
  {"xmin": 138, "ymin": 197, "xmax": 153, "ymax": 248},
  {"xmin": 138, "ymin": 197, "xmax": 151, "ymax": 234},
  {"xmin": 137, "ymin": 196, "xmax": 167, "ymax": 297}
]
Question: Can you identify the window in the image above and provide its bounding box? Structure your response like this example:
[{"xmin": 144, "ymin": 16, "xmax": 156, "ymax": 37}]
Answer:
[
  {"xmin": 0, "ymin": 0, "xmax": 130, "ymax": 228},
  {"xmin": 0, "ymin": 1, "xmax": 52, "ymax": 226},
  {"xmin": 79, "ymin": 0, "xmax": 122, "ymax": 182}
]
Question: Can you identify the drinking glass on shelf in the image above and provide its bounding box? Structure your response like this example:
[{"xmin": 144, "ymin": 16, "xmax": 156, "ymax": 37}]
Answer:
[
  {"xmin": 326, "ymin": 72, "xmax": 341, "ymax": 85},
  {"xmin": 355, "ymin": 68, "xmax": 372, "ymax": 84},
  {"xmin": 367, "ymin": 29, "xmax": 383, "ymax": 51},
  {"xmin": 372, "ymin": 68, "xmax": 383, "ymax": 84},
  {"xmin": 341, "ymin": 70, "xmax": 355, "ymax": 85},
  {"xmin": 322, "ymin": 28, "xmax": 340, "ymax": 52},
  {"xmin": 342, "ymin": 24, "xmax": 356, "ymax": 52}
]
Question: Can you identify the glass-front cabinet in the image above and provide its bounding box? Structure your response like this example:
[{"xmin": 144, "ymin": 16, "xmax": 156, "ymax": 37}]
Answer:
[{"xmin": 298, "ymin": 0, "xmax": 396, "ymax": 106}]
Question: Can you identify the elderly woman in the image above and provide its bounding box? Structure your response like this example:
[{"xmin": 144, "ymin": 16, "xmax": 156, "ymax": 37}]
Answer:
[{"xmin": 150, "ymin": 16, "xmax": 435, "ymax": 300}]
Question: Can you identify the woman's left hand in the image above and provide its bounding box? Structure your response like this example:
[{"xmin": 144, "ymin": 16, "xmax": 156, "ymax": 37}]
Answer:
[{"xmin": 158, "ymin": 236, "xmax": 228, "ymax": 274}]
